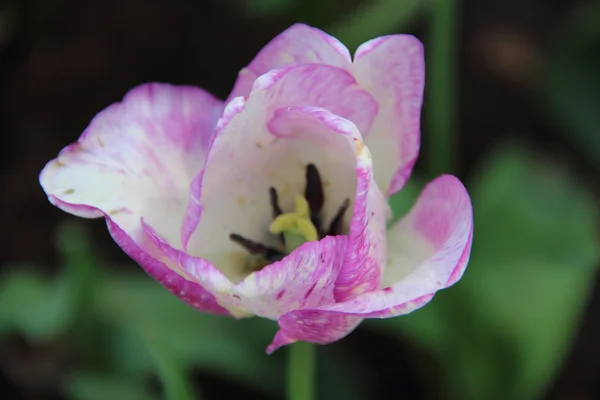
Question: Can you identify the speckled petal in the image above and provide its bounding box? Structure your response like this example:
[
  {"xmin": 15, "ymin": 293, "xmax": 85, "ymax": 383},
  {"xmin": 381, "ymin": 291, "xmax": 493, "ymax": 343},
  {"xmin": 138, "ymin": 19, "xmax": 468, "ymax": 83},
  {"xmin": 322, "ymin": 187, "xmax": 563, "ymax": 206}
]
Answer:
[
  {"xmin": 39, "ymin": 83, "xmax": 225, "ymax": 314},
  {"xmin": 227, "ymin": 23, "xmax": 351, "ymax": 102},
  {"xmin": 267, "ymin": 175, "xmax": 472, "ymax": 351},
  {"xmin": 352, "ymin": 35, "xmax": 425, "ymax": 196}
]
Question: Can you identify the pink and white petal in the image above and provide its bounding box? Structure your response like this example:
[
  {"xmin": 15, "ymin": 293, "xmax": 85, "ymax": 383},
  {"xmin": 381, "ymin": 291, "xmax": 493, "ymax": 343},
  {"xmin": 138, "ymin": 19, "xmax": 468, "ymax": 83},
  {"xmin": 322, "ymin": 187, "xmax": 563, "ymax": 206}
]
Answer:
[
  {"xmin": 40, "ymin": 83, "xmax": 223, "ymax": 248},
  {"xmin": 227, "ymin": 23, "xmax": 351, "ymax": 102},
  {"xmin": 267, "ymin": 313, "xmax": 362, "ymax": 354},
  {"xmin": 146, "ymin": 218, "xmax": 348, "ymax": 320},
  {"xmin": 183, "ymin": 66, "xmax": 377, "ymax": 283},
  {"xmin": 352, "ymin": 35, "xmax": 425, "ymax": 196}
]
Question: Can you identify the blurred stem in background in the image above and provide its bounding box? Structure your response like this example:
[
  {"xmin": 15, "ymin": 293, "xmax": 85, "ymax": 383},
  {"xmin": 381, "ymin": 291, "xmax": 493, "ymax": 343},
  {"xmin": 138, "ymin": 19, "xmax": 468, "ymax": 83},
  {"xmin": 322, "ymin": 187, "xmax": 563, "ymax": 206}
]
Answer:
[
  {"xmin": 427, "ymin": 0, "xmax": 457, "ymax": 176},
  {"xmin": 146, "ymin": 336, "xmax": 200, "ymax": 400},
  {"xmin": 329, "ymin": 0, "xmax": 422, "ymax": 51},
  {"xmin": 287, "ymin": 341, "xmax": 316, "ymax": 400}
]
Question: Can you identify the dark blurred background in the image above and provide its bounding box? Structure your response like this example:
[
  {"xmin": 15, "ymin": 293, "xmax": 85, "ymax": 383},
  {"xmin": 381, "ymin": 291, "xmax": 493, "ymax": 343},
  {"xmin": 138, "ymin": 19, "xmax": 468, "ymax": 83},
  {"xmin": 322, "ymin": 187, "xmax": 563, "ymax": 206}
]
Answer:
[{"xmin": 1, "ymin": 0, "xmax": 599, "ymax": 399}]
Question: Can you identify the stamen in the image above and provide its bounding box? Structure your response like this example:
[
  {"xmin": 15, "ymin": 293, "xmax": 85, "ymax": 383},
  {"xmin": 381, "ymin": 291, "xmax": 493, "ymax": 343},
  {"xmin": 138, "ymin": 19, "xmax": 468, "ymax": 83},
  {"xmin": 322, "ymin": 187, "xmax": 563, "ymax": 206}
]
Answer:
[
  {"xmin": 269, "ymin": 187, "xmax": 283, "ymax": 218},
  {"xmin": 305, "ymin": 163, "xmax": 324, "ymax": 233},
  {"xmin": 229, "ymin": 233, "xmax": 283, "ymax": 262},
  {"xmin": 327, "ymin": 198, "xmax": 351, "ymax": 236},
  {"xmin": 269, "ymin": 187, "xmax": 285, "ymax": 244}
]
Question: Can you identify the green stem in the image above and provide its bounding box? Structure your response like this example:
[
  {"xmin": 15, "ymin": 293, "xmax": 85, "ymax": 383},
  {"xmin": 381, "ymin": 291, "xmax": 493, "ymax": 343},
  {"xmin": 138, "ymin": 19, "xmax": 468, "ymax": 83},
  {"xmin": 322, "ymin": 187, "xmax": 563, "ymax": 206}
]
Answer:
[
  {"xmin": 427, "ymin": 0, "xmax": 458, "ymax": 176},
  {"xmin": 287, "ymin": 341, "xmax": 316, "ymax": 400}
]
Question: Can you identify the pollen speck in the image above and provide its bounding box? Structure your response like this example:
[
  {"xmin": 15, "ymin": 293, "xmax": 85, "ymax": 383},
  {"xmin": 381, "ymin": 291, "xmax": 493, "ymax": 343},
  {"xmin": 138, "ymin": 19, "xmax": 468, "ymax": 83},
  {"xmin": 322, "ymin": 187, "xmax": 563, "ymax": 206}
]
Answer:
[
  {"xmin": 236, "ymin": 196, "xmax": 246, "ymax": 207},
  {"xmin": 63, "ymin": 188, "xmax": 75, "ymax": 195},
  {"xmin": 353, "ymin": 138, "xmax": 363, "ymax": 154}
]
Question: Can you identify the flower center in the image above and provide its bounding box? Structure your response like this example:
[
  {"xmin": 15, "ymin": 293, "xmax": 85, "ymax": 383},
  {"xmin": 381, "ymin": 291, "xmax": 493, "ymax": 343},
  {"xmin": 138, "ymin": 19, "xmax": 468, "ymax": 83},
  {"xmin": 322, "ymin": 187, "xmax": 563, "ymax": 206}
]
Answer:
[{"xmin": 229, "ymin": 164, "xmax": 350, "ymax": 271}]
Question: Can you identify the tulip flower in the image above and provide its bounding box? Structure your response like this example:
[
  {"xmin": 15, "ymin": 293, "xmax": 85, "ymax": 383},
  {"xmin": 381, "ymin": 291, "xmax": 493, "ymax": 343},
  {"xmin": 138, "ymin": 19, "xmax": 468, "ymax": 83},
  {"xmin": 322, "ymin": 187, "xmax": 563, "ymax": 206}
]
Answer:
[{"xmin": 39, "ymin": 24, "xmax": 473, "ymax": 353}]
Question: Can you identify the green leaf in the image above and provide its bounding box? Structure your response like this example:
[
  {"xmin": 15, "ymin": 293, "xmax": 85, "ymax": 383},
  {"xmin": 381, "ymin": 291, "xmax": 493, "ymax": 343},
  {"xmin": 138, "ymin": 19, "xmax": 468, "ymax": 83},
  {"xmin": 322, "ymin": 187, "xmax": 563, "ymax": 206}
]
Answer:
[{"xmin": 374, "ymin": 143, "xmax": 600, "ymax": 400}]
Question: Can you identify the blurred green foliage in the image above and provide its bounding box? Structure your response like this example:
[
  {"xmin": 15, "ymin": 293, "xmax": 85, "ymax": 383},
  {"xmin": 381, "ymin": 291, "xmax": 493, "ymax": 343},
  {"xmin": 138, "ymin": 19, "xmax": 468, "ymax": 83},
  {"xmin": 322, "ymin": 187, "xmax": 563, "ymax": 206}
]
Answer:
[{"xmin": 381, "ymin": 143, "xmax": 600, "ymax": 400}]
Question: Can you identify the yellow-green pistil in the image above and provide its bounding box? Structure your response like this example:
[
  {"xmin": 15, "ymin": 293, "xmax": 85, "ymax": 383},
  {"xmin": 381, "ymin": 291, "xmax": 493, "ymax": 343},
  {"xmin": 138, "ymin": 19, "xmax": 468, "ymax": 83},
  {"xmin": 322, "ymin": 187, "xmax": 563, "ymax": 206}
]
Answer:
[{"xmin": 269, "ymin": 195, "xmax": 319, "ymax": 253}]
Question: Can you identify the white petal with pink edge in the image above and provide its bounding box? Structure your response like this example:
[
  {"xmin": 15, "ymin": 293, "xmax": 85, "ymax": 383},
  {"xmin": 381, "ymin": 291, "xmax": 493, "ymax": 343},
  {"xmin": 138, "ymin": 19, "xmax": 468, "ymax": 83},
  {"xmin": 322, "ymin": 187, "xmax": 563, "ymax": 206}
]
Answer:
[{"xmin": 39, "ymin": 83, "xmax": 226, "ymax": 314}]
